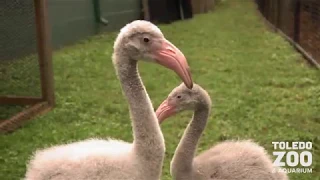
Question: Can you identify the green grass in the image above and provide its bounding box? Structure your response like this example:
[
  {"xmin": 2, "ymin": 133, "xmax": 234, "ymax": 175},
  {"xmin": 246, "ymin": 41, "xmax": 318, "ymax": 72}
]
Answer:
[
  {"xmin": 0, "ymin": 105, "xmax": 25, "ymax": 120},
  {"xmin": 0, "ymin": 55, "xmax": 41, "ymax": 96},
  {"xmin": 0, "ymin": 55, "xmax": 41, "ymax": 121},
  {"xmin": 1, "ymin": 1, "xmax": 319, "ymax": 179}
]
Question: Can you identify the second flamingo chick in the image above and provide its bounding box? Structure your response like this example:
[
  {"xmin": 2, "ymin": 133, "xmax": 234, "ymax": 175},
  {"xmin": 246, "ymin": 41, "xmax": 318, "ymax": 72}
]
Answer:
[{"xmin": 156, "ymin": 83, "xmax": 288, "ymax": 180}]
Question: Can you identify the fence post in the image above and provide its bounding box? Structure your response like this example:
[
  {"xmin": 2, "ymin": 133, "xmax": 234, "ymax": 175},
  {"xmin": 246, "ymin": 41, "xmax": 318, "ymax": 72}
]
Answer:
[
  {"xmin": 142, "ymin": 0, "xmax": 150, "ymax": 20},
  {"xmin": 34, "ymin": 0, "xmax": 55, "ymax": 106},
  {"xmin": 276, "ymin": 0, "xmax": 281, "ymax": 29},
  {"xmin": 293, "ymin": 0, "xmax": 301, "ymax": 43},
  {"xmin": 271, "ymin": 0, "xmax": 276, "ymax": 25}
]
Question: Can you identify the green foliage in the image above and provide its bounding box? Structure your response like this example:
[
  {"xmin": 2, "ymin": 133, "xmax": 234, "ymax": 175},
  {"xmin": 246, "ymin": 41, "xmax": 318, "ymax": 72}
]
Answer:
[{"xmin": 0, "ymin": 1, "xmax": 319, "ymax": 179}]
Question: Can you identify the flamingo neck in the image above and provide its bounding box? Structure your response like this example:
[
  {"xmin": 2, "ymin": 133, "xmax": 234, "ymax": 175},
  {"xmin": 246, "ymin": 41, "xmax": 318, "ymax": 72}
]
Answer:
[
  {"xmin": 171, "ymin": 106, "xmax": 209, "ymax": 180},
  {"xmin": 113, "ymin": 55, "xmax": 165, "ymax": 175}
]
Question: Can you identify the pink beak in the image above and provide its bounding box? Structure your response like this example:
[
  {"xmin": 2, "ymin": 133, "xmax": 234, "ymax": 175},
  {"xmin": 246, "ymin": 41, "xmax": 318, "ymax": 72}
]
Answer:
[
  {"xmin": 155, "ymin": 99, "xmax": 177, "ymax": 124},
  {"xmin": 154, "ymin": 39, "xmax": 193, "ymax": 89}
]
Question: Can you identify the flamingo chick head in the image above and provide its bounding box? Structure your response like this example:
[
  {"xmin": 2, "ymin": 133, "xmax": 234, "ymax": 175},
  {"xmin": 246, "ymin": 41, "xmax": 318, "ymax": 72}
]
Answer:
[{"xmin": 156, "ymin": 83, "xmax": 212, "ymax": 123}]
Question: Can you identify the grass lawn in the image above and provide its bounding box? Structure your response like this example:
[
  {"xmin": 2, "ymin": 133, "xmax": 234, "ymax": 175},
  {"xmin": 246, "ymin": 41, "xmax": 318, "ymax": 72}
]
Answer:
[
  {"xmin": 0, "ymin": 55, "xmax": 41, "ymax": 120},
  {"xmin": 0, "ymin": 1, "xmax": 319, "ymax": 179}
]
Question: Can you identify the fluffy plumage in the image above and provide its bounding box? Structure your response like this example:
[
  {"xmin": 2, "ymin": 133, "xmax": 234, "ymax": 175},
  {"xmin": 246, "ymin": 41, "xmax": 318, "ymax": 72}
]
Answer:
[
  {"xmin": 25, "ymin": 20, "xmax": 193, "ymax": 180},
  {"xmin": 156, "ymin": 83, "xmax": 288, "ymax": 180}
]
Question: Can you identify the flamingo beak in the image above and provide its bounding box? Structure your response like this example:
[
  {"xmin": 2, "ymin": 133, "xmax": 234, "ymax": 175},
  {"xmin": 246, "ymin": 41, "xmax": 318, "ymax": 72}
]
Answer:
[
  {"xmin": 156, "ymin": 99, "xmax": 177, "ymax": 124},
  {"xmin": 154, "ymin": 39, "xmax": 193, "ymax": 89}
]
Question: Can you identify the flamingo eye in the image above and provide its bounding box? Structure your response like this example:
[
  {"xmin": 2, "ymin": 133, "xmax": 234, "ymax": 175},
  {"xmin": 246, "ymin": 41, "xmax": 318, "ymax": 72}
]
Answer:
[
  {"xmin": 177, "ymin": 95, "xmax": 181, "ymax": 99},
  {"xmin": 143, "ymin": 37, "xmax": 149, "ymax": 43}
]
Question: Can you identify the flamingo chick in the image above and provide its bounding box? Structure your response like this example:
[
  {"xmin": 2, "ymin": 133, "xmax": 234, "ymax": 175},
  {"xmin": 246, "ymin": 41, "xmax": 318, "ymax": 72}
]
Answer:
[{"xmin": 156, "ymin": 83, "xmax": 288, "ymax": 180}]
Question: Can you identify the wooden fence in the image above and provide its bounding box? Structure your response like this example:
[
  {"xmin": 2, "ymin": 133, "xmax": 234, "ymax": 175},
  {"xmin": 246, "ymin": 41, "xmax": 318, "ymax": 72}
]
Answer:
[{"xmin": 256, "ymin": 0, "xmax": 320, "ymax": 68}]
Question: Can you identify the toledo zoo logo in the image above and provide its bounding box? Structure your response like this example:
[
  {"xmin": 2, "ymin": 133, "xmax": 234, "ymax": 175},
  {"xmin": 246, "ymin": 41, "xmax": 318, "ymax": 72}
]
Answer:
[{"xmin": 272, "ymin": 141, "xmax": 313, "ymax": 174}]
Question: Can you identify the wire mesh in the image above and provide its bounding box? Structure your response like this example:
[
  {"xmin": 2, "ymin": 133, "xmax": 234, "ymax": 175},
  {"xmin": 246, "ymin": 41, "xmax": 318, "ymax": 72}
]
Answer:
[
  {"xmin": 256, "ymin": 0, "xmax": 320, "ymax": 65},
  {"xmin": 0, "ymin": 0, "xmax": 41, "ymax": 120}
]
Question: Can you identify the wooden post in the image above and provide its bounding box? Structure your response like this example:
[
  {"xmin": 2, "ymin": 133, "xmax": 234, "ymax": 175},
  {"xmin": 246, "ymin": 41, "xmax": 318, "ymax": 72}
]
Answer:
[
  {"xmin": 293, "ymin": 0, "xmax": 301, "ymax": 43},
  {"xmin": 276, "ymin": 0, "xmax": 281, "ymax": 29},
  {"xmin": 142, "ymin": 0, "xmax": 150, "ymax": 21},
  {"xmin": 34, "ymin": 0, "xmax": 55, "ymax": 106}
]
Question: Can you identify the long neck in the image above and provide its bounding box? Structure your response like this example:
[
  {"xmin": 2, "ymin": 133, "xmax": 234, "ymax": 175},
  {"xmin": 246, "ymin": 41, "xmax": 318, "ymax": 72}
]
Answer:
[
  {"xmin": 114, "ymin": 55, "xmax": 165, "ymax": 160},
  {"xmin": 171, "ymin": 106, "xmax": 210, "ymax": 180}
]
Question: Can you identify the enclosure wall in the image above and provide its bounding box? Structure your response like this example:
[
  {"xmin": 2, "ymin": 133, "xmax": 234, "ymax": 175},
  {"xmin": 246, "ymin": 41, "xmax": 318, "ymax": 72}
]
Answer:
[
  {"xmin": 1, "ymin": 0, "xmax": 54, "ymax": 133},
  {"xmin": 48, "ymin": 0, "xmax": 141, "ymax": 49},
  {"xmin": 256, "ymin": 0, "xmax": 320, "ymax": 67}
]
